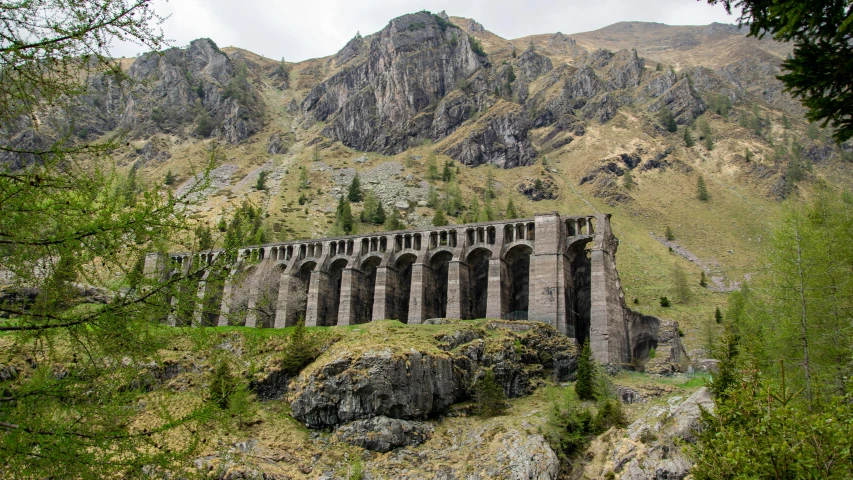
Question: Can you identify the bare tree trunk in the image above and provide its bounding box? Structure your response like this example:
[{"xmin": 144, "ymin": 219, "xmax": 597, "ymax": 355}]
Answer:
[{"xmin": 793, "ymin": 220, "xmax": 812, "ymax": 405}]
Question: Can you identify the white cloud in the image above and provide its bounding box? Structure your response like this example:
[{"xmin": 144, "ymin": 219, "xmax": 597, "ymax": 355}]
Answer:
[{"xmin": 108, "ymin": 0, "xmax": 740, "ymax": 61}]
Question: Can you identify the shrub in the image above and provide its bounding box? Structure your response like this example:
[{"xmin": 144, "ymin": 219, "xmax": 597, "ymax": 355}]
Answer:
[
  {"xmin": 255, "ymin": 170, "xmax": 268, "ymax": 191},
  {"xmin": 660, "ymin": 296, "xmax": 672, "ymax": 307},
  {"xmin": 279, "ymin": 319, "xmax": 318, "ymax": 376},
  {"xmin": 469, "ymin": 36, "xmax": 486, "ymax": 56},
  {"xmin": 209, "ymin": 358, "xmax": 239, "ymax": 409},
  {"xmin": 594, "ymin": 399, "xmax": 627, "ymax": 432}
]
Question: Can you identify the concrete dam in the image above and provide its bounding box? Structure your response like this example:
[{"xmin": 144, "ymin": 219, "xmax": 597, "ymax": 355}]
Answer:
[{"xmin": 145, "ymin": 212, "xmax": 679, "ymax": 365}]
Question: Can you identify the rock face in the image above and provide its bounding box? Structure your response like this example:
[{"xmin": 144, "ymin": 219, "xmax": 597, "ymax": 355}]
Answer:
[
  {"xmin": 336, "ymin": 416, "xmax": 433, "ymax": 452},
  {"xmin": 288, "ymin": 321, "xmax": 577, "ymax": 429},
  {"xmin": 604, "ymin": 388, "xmax": 714, "ymax": 479},
  {"xmin": 438, "ymin": 102, "xmax": 537, "ymax": 168},
  {"xmin": 118, "ymin": 39, "xmax": 263, "ymax": 143},
  {"xmin": 302, "ymin": 12, "xmax": 483, "ymax": 155}
]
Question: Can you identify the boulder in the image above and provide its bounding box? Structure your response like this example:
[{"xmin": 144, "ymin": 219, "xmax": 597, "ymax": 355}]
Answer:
[{"xmin": 337, "ymin": 416, "xmax": 433, "ymax": 452}]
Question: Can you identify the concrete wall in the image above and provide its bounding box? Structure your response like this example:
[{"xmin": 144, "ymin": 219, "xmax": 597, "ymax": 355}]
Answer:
[{"xmin": 148, "ymin": 213, "xmax": 656, "ymax": 366}]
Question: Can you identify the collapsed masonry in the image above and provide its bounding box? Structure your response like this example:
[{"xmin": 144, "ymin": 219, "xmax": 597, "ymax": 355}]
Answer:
[{"xmin": 145, "ymin": 213, "xmax": 688, "ymax": 367}]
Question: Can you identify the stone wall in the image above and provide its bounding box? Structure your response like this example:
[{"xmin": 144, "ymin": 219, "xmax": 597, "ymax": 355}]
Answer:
[{"xmin": 145, "ymin": 213, "xmax": 679, "ymax": 366}]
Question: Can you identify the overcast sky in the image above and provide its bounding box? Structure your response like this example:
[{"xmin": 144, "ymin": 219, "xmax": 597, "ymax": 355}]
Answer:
[{"xmin": 110, "ymin": 0, "xmax": 740, "ymax": 62}]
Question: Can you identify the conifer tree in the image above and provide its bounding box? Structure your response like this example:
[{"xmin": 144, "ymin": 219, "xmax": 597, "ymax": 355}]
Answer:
[
  {"xmin": 575, "ymin": 339, "xmax": 595, "ymax": 400},
  {"xmin": 684, "ymin": 126, "xmax": 695, "ymax": 147},
  {"xmin": 714, "ymin": 307, "xmax": 723, "ymax": 324},
  {"xmin": 432, "ymin": 207, "xmax": 448, "ymax": 226},
  {"xmin": 697, "ymin": 175, "xmax": 710, "ymax": 201},
  {"xmin": 335, "ymin": 196, "xmax": 354, "ymax": 234},
  {"xmin": 385, "ymin": 208, "xmax": 404, "ymax": 231},
  {"xmin": 700, "ymin": 271, "xmax": 708, "ymax": 288},
  {"xmin": 475, "ymin": 369, "xmax": 507, "ymax": 417},
  {"xmin": 164, "ymin": 169, "xmax": 176, "ymax": 185},
  {"xmin": 659, "ymin": 108, "xmax": 678, "ymax": 132},
  {"xmin": 426, "ymin": 152, "xmax": 440, "ymax": 181},
  {"xmin": 505, "ymin": 197, "xmax": 519, "ymax": 219},
  {"xmin": 347, "ymin": 173, "xmax": 363, "ymax": 202},
  {"xmin": 744, "ymin": 148, "xmax": 752, "ymax": 162}
]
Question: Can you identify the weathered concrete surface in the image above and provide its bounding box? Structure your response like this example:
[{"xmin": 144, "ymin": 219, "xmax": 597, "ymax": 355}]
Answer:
[{"xmin": 147, "ymin": 213, "xmax": 680, "ymax": 367}]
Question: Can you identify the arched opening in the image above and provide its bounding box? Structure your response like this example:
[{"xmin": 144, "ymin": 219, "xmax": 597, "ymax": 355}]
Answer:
[
  {"xmin": 294, "ymin": 261, "xmax": 316, "ymax": 324},
  {"xmin": 428, "ymin": 251, "xmax": 453, "ymax": 319},
  {"xmin": 394, "ymin": 254, "xmax": 417, "ymax": 323},
  {"xmin": 326, "ymin": 259, "xmax": 348, "ymax": 326},
  {"xmin": 505, "ymin": 244, "xmax": 532, "ymax": 320},
  {"xmin": 199, "ymin": 267, "xmax": 226, "ymax": 326},
  {"xmin": 467, "ymin": 248, "xmax": 491, "ymax": 319},
  {"xmin": 359, "ymin": 257, "xmax": 382, "ymax": 324}
]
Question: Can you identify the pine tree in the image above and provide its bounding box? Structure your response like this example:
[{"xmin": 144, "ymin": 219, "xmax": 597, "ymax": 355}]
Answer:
[
  {"xmin": 745, "ymin": 148, "xmax": 752, "ymax": 162},
  {"xmin": 700, "ymin": 271, "xmax": 708, "ymax": 288},
  {"xmin": 684, "ymin": 126, "xmax": 695, "ymax": 147},
  {"xmin": 164, "ymin": 169, "xmax": 176, "ymax": 185},
  {"xmin": 335, "ymin": 197, "xmax": 354, "ymax": 234},
  {"xmin": 255, "ymin": 170, "xmax": 268, "ymax": 191},
  {"xmin": 298, "ymin": 166, "xmax": 309, "ymax": 189},
  {"xmin": 347, "ymin": 174, "xmax": 363, "ymax": 202},
  {"xmin": 374, "ymin": 201, "xmax": 386, "ymax": 225},
  {"xmin": 665, "ymin": 225, "xmax": 676, "ymax": 241},
  {"xmin": 384, "ymin": 208, "xmax": 403, "ymax": 231},
  {"xmin": 674, "ymin": 263, "xmax": 692, "ymax": 303},
  {"xmin": 426, "ymin": 152, "xmax": 440, "ymax": 181},
  {"xmin": 575, "ymin": 339, "xmax": 595, "ymax": 401},
  {"xmin": 475, "ymin": 369, "xmax": 507, "ymax": 417},
  {"xmin": 714, "ymin": 307, "xmax": 723, "ymax": 324},
  {"xmin": 505, "ymin": 198, "xmax": 519, "ymax": 219},
  {"xmin": 659, "ymin": 108, "xmax": 678, "ymax": 132},
  {"xmin": 442, "ymin": 161, "xmax": 454, "ymax": 181},
  {"xmin": 209, "ymin": 358, "xmax": 239, "ymax": 409},
  {"xmin": 697, "ymin": 175, "xmax": 710, "ymax": 201},
  {"xmin": 432, "ymin": 207, "xmax": 448, "ymax": 226},
  {"xmin": 485, "ymin": 169, "xmax": 495, "ymax": 199}
]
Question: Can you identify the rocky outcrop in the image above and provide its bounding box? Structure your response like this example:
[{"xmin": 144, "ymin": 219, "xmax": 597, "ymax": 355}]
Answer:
[
  {"xmin": 266, "ymin": 133, "xmax": 287, "ymax": 155},
  {"xmin": 302, "ymin": 11, "xmax": 483, "ymax": 155},
  {"xmin": 605, "ymin": 388, "xmax": 714, "ymax": 479},
  {"xmin": 627, "ymin": 310, "xmax": 690, "ymax": 374},
  {"xmin": 517, "ymin": 48, "xmax": 553, "ymax": 80},
  {"xmin": 288, "ymin": 321, "xmax": 577, "ymax": 429},
  {"xmin": 337, "ymin": 416, "xmax": 433, "ymax": 452},
  {"xmin": 438, "ymin": 102, "xmax": 537, "ymax": 168},
  {"xmin": 118, "ymin": 38, "xmax": 264, "ymax": 143},
  {"xmin": 648, "ymin": 77, "xmax": 706, "ymax": 124}
]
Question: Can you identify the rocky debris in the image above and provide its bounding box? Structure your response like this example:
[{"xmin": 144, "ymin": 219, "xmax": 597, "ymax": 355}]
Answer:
[
  {"xmin": 288, "ymin": 321, "xmax": 577, "ymax": 429},
  {"xmin": 302, "ymin": 11, "xmax": 483, "ymax": 155},
  {"xmin": 375, "ymin": 423, "xmax": 560, "ymax": 480},
  {"xmin": 615, "ymin": 386, "xmax": 644, "ymax": 404},
  {"xmin": 518, "ymin": 176, "xmax": 557, "ymax": 201},
  {"xmin": 329, "ymin": 161, "xmax": 429, "ymax": 207},
  {"xmin": 0, "ymin": 364, "xmax": 18, "ymax": 381},
  {"xmin": 337, "ymin": 416, "xmax": 433, "ymax": 452},
  {"xmin": 602, "ymin": 388, "xmax": 714, "ymax": 480},
  {"xmin": 266, "ymin": 133, "xmax": 287, "ymax": 155},
  {"xmin": 175, "ymin": 164, "xmax": 239, "ymax": 203},
  {"xmin": 640, "ymin": 319, "xmax": 691, "ymax": 375},
  {"xmin": 438, "ymin": 102, "xmax": 538, "ymax": 168},
  {"xmin": 131, "ymin": 140, "xmax": 172, "ymax": 165}
]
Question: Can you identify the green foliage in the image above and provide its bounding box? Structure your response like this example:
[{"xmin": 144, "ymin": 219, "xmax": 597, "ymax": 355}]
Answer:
[
  {"xmin": 122, "ymin": 164, "xmax": 140, "ymax": 207},
  {"xmin": 700, "ymin": 271, "xmax": 708, "ymax": 288},
  {"xmin": 298, "ymin": 165, "xmax": 309, "ymax": 189},
  {"xmin": 506, "ymin": 64, "xmax": 516, "ymax": 85},
  {"xmin": 359, "ymin": 192, "xmax": 385, "ymax": 225},
  {"xmin": 209, "ymin": 357, "xmax": 239, "ymax": 409},
  {"xmin": 255, "ymin": 170, "xmax": 268, "ymax": 191},
  {"xmin": 505, "ymin": 198, "xmax": 519, "ymax": 219},
  {"xmin": 195, "ymin": 224, "xmax": 214, "ymax": 250},
  {"xmin": 432, "ymin": 13, "xmax": 454, "ymax": 32},
  {"xmin": 707, "ymin": 94, "xmax": 732, "ymax": 118},
  {"xmin": 684, "ymin": 126, "xmax": 695, "ymax": 147},
  {"xmin": 279, "ymin": 319, "xmax": 320, "ymax": 376},
  {"xmin": 224, "ymin": 200, "xmax": 267, "ymax": 249},
  {"xmin": 575, "ymin": 339, "xmax": 595, "ymax": 401},
  {"xmin": 782, "ymin": 113, "xmax": 792, "ymax": 129},
  {"xmin": 665, "ymin": 225, "xmax": 676, "ymax": 241},
  {"xmin": 426, "ymin": 185, "xmax": 439, "ymax": 207},
  {"xmin": 707, "ymin": 0, "xmax": 853, "ymax": 141},
  {"xmin": 714, "ymin": 306, "xmax": 723, "ymax": 324},
  {"xmin": 660, "ymin": 296, "xmax": 671, "ymax": 307},
  {"xmin": 697, "ymin": 175, "xmax": 710, "ymax": 201},
  {"xmin": 335, "ymin": 196, "xmax": 355, "ymax": 234},
  {"xmin": 658, "ymin": 108, "xmax": 678, "ymax": 132},
  {"xmin": 426, "ymin": 153, "xmax": 440, "ymax": 181},
  {"xmin": 194, "ymin": 106, "xmax": 216, "ymax": 137},
  {"xmin": 432, "ymin": 207, "xmax": 448, "ymax": 226},
  {"xmin": 623, "ymin": 170, "xmax": 634, "ymax": 189},
  {"xmin": 673, "ymin": 263, "xmax": 691, "ymax": 303},
  {"xmin": 469, "ymin": 35, "xmax": 486, "ymax": 56},
  {"xmin": 384, "ymin": 207, "xmax": 404, "ymax": 231},
  {"xmin": 744, "ymin": 148, "xmax": 752, "ymax": 162},
  {"xmin": 347, "ymin": 173, "xmax": 363, "ymax": 202},
  {"xmin": 475, "ymin": 369, "xmax": 507, "ymax": 417},
  {"xmin": 441, "ymin": 160, "xmax": 455, "ymax": 181},
  {"xmin": 787, "ymin": 155, "xmax": 804, "ymax": 182},
  {"xmin": 164, "ymin": 169, "xmax": 176, "ymax": 185}
]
